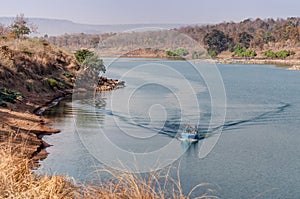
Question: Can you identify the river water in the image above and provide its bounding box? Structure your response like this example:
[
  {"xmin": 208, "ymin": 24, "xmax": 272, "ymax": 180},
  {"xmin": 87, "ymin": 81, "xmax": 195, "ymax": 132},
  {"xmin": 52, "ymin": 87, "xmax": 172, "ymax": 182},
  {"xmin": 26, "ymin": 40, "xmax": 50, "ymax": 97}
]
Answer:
[{"xmin": 39, "ymin": 59, "xmax": 300, "ymax": 198}]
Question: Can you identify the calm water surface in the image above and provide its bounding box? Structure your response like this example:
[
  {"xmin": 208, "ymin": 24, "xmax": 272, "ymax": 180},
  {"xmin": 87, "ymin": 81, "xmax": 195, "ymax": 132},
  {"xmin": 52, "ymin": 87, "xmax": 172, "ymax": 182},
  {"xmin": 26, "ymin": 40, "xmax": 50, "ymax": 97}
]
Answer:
[{"xmin": 39, "ymin": 59, "xmax": 300, "ymax": 198}]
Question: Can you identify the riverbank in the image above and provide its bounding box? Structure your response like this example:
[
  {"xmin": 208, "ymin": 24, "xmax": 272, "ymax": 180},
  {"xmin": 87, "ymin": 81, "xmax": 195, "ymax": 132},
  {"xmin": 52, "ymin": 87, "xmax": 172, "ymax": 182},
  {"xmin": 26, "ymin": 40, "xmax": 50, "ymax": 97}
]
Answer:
[
  {"xmin": 0, "ymin": 38, "xmax": 80, "ymax": 160},
  {"xmin": 110, "ymin": 47, "xmax": 300, "ymax": 70},
  {"xmin": 214, "ymin": 58, "xmax": 300, "ymax": 70}
]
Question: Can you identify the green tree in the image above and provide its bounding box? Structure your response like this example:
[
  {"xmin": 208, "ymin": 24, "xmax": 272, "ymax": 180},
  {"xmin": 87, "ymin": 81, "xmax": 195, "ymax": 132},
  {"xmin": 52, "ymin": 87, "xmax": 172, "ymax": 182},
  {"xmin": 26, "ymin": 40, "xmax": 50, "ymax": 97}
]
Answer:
[
  {"xmin": 165, "ymin": 48, "xmax": 189, "ymax": 57},
  {"xmin": 208, "ymin": 50, "xmax": 217, "ymax": 58},
  {"xmin": 9, "ymin": 14, "xmax": 32, "ymax": 39},
  {"xmin": 276, "ymin": 50, "xmax": 295, "ymax": 59},
  {"xmin": 166, "ymin": 50, "xmax": 178, "ymax": 57},
  {"xmin": 263, "ymin": 32, "xmax": 273, "ymax": 43},
  {"xmin": 75, "ymin": 49, "xmax": 106, "ymax": 74},
  {"xmin": 263, "ymin": 50, "xmax": 277, "ymax": 58},
  {"xmin": 174, "ymin": 48, "xmax": 189, "ymax": 56},
  {"xmin": 233, "ymin": 44, "xmax": 246, "ymax": 57},
  {"xmin": 233, "ymin": 44, "xmax": 256, "ymax": 58},
  {"xmin": 75, "ymin": 49, "xmax": 94, "ymax": 63},
  {"xmin": 244, "ymin": 50, "xmax": 257, "ymax": 58},
  {"xmin": 204, "ymin": 29, "xmax": 233, "ymax": 55},
  {"xmin": 82, "ymin": 54, "xmax": 106, "ymax": 73},
  {"xmin": 238, "ymin": 32, "xmax": 253, "ymax": 49}
]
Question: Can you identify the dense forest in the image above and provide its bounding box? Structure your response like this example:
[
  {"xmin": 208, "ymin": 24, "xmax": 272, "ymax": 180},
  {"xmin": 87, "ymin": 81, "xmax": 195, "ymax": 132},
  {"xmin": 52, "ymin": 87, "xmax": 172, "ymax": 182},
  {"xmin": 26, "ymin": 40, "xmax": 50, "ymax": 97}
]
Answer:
[
  {"xmin": 177, "ymin": 17, "xmax": 300, "ymax": 58},
  {"xmin": 46, "ymin": 17, "xmax": 300, "ymax": 58}
]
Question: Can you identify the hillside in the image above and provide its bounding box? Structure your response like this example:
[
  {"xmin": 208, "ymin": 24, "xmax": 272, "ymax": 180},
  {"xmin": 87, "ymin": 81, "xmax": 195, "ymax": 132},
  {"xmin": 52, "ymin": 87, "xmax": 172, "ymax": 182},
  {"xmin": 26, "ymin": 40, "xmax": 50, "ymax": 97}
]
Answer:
[
  {"xmin": 0, "ymin": 38, "xmax": 79, "ymax": 107},
  {"xmin": 177, "ymin": 17, "xmax": 300, "ymax": 58},
  {"xmin": 0, "ymin": 38, "xmax": 79, "ymax": 159}
]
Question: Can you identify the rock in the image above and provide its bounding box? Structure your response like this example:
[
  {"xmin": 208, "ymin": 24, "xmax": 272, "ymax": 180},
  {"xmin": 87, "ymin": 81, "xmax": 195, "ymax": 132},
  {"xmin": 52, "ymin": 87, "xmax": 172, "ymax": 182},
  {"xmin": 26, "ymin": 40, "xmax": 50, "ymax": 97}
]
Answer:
[
  {"xmin": 288, "ymin": 65, "xmax": 300, "ymax": 70},
  {"xmin": 96, "ymin": 76, "xmax": 125, "ymax": 92}
]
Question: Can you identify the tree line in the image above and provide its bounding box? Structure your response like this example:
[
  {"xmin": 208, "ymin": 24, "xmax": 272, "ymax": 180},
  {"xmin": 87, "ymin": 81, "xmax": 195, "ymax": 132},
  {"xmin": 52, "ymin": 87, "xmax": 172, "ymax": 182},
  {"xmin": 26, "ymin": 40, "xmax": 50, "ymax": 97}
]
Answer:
[
  {"xmin": 177, "ymin": 17, "xmax": 300, "ymax": 57},
  {"xmin": 44, "ymin": 17, "xmax": 300, "ymax": 59}
]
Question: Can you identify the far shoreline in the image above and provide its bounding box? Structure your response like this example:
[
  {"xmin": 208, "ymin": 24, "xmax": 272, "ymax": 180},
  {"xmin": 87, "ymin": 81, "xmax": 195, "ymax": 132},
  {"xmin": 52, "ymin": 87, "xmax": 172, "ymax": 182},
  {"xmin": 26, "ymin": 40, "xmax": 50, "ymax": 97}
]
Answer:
[
  {"xmin": 118, "ymin": 55, "xmax": 300, "ymax": 70},
  {"xmin": 214, "ymin": 57, "xmax": 300, "ymax": 70}
]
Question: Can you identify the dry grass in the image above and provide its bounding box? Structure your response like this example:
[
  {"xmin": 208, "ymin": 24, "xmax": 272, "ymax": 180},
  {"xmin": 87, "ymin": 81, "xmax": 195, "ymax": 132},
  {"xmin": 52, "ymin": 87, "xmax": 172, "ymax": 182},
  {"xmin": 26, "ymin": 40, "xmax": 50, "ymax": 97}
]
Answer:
[
  {"xmin": 0, "ymin": 138, "xmax": 216, "ymax": 199},
  {"xmin": 0, "ymin": 140, "xmax": 79, "ymax": 199}
]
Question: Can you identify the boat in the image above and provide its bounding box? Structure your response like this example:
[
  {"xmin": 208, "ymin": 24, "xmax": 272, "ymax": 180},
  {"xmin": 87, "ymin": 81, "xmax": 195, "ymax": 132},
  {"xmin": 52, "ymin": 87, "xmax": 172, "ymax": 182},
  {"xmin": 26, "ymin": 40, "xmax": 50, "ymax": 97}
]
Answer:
[
  {"xmin": 177, "ymin": 125, "xmax": 206, "ymax": 142},
  {"xmin": 177, "ymin": 132, "xmax": 199, "ymax": 142}
]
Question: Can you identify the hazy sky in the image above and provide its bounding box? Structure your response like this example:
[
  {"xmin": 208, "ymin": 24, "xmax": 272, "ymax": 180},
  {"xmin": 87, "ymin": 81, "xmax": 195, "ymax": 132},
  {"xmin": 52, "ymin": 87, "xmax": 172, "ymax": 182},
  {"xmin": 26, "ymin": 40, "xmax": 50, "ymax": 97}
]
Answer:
[{"xmin": 1, "ymin": 0, "xmax": 300, "ymax": 24}]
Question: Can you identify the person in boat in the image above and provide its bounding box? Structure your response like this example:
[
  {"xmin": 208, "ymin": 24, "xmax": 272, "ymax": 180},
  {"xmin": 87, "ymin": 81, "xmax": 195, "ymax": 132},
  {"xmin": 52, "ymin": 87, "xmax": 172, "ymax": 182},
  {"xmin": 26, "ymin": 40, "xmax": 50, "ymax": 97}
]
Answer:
[
  {"xmin": 194, "ymin": 125, "xmax": 199, "ymax": 134},
  {"xmin": 185, "ymin": 124, "xmax": 193, "ymax": 133},
  {"xmin": 185, "ymin": 124, "xmax": 197, "ymax": 134}
]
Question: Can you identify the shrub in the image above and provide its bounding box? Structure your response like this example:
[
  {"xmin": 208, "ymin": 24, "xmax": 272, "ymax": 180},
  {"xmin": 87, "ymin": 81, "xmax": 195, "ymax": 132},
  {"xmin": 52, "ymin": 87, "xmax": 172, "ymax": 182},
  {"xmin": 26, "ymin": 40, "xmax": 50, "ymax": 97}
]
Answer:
[
  {"xmin": 47, "ymin": 78, "xmax": 58, "ymax": 88},
  {"xmin": 208, "ymin": 50, "xmax": 217, "ymax": 58},
  {"xmin": 264, "ymin": 50, "xmax": 277, "ymax": 58},
  {"xmin": 0, "ymin": 87, "xmax": 23, "ymax": 107},
  {"xmin": 166, "ymin": 48, "xmax": 189, "ymax": 57},
  {"xmin": 75, "ymin": 49, "xmax": 106, "ymax": 74},
  {"xmin": 264, "ymin": 49, "xmax": 295, "ymax": 59},
  {"xmin": 74, "ymin": 49, "xmax": 93, "ymax": 64},
  {"xmin": 233, "ymin": 44, "xmax": 257, "ymax": 58},
  {"xmin": 63, "ymin": 72, "xmax": 74, "ymax": 78}
]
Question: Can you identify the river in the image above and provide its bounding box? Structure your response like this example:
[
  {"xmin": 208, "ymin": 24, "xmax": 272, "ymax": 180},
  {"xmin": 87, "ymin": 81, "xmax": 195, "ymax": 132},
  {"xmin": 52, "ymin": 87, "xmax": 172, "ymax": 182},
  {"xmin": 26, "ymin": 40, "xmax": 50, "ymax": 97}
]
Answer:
[{"xmin": 39, "ymin": 59, "xmax": 300, "ymax": 198}]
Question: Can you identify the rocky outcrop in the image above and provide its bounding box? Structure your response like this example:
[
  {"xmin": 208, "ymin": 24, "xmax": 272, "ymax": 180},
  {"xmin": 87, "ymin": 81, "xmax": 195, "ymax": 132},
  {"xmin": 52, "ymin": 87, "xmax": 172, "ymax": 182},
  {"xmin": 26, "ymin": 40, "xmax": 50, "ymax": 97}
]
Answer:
[
  {"xmin": 288, "ymin": 65, "xmax": 300, "ymax": 70},
  {"xmin": 96, "ymin": 76, "xmax": 125, "ymax": 92}
]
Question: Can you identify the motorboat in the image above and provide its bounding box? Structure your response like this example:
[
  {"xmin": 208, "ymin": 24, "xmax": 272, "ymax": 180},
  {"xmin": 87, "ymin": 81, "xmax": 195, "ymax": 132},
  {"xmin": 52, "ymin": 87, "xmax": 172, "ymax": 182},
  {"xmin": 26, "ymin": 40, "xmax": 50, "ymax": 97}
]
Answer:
[{"xmin": 177, "ymin": 125, "xmax": 206, "ymax": 142}]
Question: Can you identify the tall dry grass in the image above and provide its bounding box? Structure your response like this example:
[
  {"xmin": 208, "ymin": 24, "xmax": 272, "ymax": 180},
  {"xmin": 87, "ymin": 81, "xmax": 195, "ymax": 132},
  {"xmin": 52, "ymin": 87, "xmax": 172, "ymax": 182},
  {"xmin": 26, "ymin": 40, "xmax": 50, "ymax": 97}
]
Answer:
[
  {"xmin": 0, "ymin": 138, "xmax": 216, "ymax": 199},
  {"xmin": 0, "ymin": 140, "xmax": 79, "ymax": 199}
]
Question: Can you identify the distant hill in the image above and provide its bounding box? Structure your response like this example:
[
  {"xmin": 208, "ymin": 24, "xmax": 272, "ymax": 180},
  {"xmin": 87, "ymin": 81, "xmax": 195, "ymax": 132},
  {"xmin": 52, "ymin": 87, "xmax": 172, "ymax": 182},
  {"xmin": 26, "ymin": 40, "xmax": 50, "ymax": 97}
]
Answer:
[{"xmin": 0, "ymin": 17, "xmax": 184, "ymax": 36}]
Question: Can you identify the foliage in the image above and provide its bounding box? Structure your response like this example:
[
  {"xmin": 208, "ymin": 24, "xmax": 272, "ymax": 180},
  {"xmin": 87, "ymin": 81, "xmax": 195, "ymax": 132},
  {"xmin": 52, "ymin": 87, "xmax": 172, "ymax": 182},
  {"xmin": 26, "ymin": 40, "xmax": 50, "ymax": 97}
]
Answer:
[
  {"xmin": 74, "ymin": 49, "xmax": 93, "ymax": 64},
  {"xmin": 47, "ymin": 78, "xmax": 59, "ymax": 88},
  {"xmin": 243, "ymin": 49, "xmax": 257, "ymax": 58},
  {"xmin": 233, "ymin": 44, "xmax": 246, "ymax": 56},
  {"xmin": 208, "ymin": 49, "xmax": 217, "ymax": 58},
  {"xmin": 82, "ymin": 54, "xmax": 106, "ymax": 73},
  {"xmin": 75, "ymin": 49, "xmax": 106, "ymax": 74},
  {"xmin": 263, "ymin": 50, "xmax": 277, "ymax": 58},
  {"xmin": 9, "ymin": 14, "xmax": 32, "ymax": 39},
  {"xmin": 276, "ymin": 50, "xmax": 295, "ymax": 58},
  {"xmin": 177, "ymin": 17, "xmax": 300, "ymax": 52},
  {"xmin": 62, "ymin": 72, "xmax": 75, "ymax": 78},
  {"xmin": 264, "ymin": 49, "xmax": 295, "ymax": 59},
  {"xmin": 0, "ymin": 87, "xmax": 23, "ymax": 107},
  {"xmin": 203, "ymin": 29, "xmax": 233, "ymax": 55},
  {"xmin": 165, "ymin": 50, "xmax": 177, "ymax": 57},
  {"xmin": 238, "ymin": 32, "xmax": 253, "ymax": 49},
  {"xmin": 233, "ymin": 44, "xmax": 257, "ymax": 58},
  {"xmin": 166, "ymin": 48, "xmax": 189, "ymax": 57}
]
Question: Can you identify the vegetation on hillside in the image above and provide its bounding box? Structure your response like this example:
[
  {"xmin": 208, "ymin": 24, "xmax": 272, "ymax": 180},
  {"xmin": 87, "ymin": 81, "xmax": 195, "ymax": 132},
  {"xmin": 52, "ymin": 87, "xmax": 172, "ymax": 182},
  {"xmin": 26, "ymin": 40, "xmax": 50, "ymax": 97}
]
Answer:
[
  {"xmin": 0, "ymin": 38, "xmax": 78, "ymax": 98},
  {"xmin": 45, "ymin": 17, "xmax": 300, "ymax": 59},
  {"xmin": 0, "ymin": 14, "xmax": 80, "ymax": 114},
  {"xmin": 0, "ymin": 87, "xmax": 23, "ymax": 107},
  {"xmin": 178, "ymin": 17, "xmax": 300, "ymax": 57}
]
